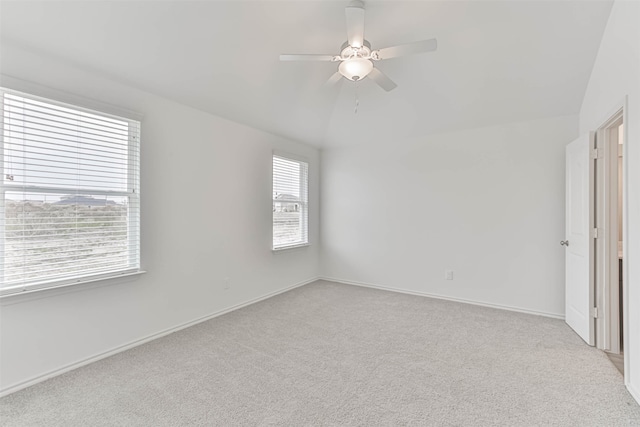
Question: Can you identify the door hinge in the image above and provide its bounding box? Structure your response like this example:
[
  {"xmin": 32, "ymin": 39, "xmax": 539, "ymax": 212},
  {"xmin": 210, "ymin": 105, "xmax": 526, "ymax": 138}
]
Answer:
[
  {"xmin": 590, "ymin": 148, "xmax": 602, "ymax": 160},
  {"xmin": 590, "ymin": 307, "xmax": 599, "ymax": 319},
  {"xmin": 590, "ymin": 228, "xmax": 600, "ymax": 239}
]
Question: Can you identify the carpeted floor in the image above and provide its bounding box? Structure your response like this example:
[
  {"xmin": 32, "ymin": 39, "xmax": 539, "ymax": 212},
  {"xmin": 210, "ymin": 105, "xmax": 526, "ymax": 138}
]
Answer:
[{"xmin": 2, "ymin": 280, "xmax": 639, "ymax": 426}]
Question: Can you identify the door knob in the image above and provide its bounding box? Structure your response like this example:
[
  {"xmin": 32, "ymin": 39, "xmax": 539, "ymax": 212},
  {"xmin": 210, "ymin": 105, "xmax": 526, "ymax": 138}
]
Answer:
[{"xmin": 560, "ymin": 240, "xmax": 569, "ymax": 246}]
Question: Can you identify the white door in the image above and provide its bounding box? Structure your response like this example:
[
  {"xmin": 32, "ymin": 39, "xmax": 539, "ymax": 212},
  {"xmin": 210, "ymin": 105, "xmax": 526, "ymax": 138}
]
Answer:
[{"xmin": 565, "ymin": 132, "xmax": 595, "ymax": 345}]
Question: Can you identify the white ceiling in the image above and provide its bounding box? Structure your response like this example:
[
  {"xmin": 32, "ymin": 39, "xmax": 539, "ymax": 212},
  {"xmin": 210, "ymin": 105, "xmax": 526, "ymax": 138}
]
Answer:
[{"xmin": 0, "ymin": 0, "xmax": 613, "ymax": 147}]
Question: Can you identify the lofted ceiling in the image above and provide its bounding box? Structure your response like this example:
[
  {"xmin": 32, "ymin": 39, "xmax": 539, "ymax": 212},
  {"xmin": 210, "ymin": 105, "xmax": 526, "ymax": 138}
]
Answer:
[{"xmin": 0, "ymin": 0, "xmax": 613, "ymax": 147}]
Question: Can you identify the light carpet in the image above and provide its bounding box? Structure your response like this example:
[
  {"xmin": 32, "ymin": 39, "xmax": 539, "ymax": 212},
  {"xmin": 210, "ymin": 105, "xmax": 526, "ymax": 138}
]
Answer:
[{"xmin": 2, "ymin": 280, "xmax": 639, "ymax": 426}]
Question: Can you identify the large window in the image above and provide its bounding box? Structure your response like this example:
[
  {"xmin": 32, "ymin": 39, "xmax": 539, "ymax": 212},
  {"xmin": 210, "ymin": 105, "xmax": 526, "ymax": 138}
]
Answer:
[
  {"xmin": 0, "ymin": 88, "xmax": 141, "ymax": 295},
  {"xmin": 272, "ymin": 153, "xmax": 308, "ymax": 250}
]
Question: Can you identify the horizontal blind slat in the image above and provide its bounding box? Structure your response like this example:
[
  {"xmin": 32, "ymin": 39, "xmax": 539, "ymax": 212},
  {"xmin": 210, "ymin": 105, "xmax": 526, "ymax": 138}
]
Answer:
[
  {"xmin": 4, "ymin": 252, "xmax": 132, "ymax": 270},
  {"xmin": 5, "ymin": 133, "xmax": 131, "ymax": 158},
  {"xmin": 5, "ymin": 147, "xmax": 137, "ymax": 169},
  {"xmin": 3, "ymin": 110, "xmax": 133, "ymax": 137},
  {"xmin": 3, "ymin": 262, "xmax": 135, "ymax": 285},
  {"xmin": 3, "ymin": 120, "xmax": 131, "ymax": 143},
  {"xmin": 5, "ymin": 124, "xmax": 131, "ymax": 148},
  {"xmin": 5, "ymin": 95, "xmax": 131, "ymax": 129},
  {"xmin": 3, "ymin": 158, "xmax": 131, "ymax": 177}
]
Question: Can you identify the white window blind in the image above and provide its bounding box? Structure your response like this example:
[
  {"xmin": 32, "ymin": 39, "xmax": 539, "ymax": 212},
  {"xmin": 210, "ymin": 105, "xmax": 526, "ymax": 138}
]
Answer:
[
  {"xmin": 0, "ymin": 88, "xmax": 141, "ymax": 295},
  {"xmin": 273, "ymin": 154, "xmax": 308, "ymax": 250}
]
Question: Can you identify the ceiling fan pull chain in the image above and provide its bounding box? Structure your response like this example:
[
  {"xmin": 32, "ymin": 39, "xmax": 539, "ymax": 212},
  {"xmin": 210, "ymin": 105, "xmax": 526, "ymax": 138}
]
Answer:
[{"xmin": 354, "ymin": 81, "xmax": 359, "ymax": 114}]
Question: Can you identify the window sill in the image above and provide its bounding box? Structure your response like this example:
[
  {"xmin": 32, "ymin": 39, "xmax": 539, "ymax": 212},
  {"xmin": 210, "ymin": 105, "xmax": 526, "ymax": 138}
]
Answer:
[
  {"xmin": 272, "ymin": 243, "xmax": 310, "ymax": 252},
  {"xmin": 0, "ymin": 270, "xmax": 147, "ymax": 305}
]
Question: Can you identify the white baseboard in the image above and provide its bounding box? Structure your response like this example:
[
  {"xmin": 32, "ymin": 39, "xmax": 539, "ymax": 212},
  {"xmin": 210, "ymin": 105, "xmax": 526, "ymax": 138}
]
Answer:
[
  {"xmin": 628, "ymin": 382, "xmax": 640, "ymax": 406},
  {"xmin": 0, "ymin": 277, "xmax": 319, "ymax": 397},
  {"xmin": 320, "ymin": 276, "xmax": 565, "ymax": 320}
]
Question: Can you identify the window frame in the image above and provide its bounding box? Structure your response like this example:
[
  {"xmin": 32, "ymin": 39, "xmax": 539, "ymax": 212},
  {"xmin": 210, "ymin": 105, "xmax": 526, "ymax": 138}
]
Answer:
[
  {"xmin": 0, "ymin": 86, "xmax": 143, "ymax": 297},
  {"xmin": 272, "ymin": 151, "xmax": 309, "ymax": 251}
]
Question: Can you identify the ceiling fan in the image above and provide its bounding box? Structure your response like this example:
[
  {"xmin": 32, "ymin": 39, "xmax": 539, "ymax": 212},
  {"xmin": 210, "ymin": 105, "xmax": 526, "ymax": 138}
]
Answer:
[{"xmin": 280, "ymin": 0, "xmax": 437, "ymax": 92}]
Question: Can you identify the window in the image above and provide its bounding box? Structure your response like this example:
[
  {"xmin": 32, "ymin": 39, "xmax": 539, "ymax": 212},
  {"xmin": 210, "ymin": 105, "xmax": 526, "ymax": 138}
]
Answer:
[
  {"xmin": 0, "ymin": 88, "xmax": 141, "ymax": 295},
  {"xmin": 272, "ymin": 153, "xmax": 308, "ymax": 250}
]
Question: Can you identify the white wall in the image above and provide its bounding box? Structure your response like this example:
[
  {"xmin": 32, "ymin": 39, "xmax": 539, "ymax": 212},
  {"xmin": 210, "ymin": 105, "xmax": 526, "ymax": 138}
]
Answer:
[
  {"xmin": 579, "ymin": 0, "xmax": 640, "ymax": 403},
  {"xmin": 0, "ymin": 44, "xmax": 320, "ymax": 394},
  {"xmin": 321, "ymin": 115, "xmax": 578, "ymax": 317}
]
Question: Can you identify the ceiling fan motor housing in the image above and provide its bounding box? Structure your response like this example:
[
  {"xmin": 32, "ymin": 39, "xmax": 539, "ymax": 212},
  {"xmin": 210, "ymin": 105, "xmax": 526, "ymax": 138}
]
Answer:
[{"xmin": 340, "ymin": 40, "xmax": 372, "ymax": 58}]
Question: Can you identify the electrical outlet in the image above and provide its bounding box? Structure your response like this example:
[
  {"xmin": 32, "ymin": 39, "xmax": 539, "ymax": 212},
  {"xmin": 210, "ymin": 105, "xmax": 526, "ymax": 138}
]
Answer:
[
  {"xmin": 445, "ymin": 270, "xmax": 454, "ymax": 280},
  {"xmin": 223, "ymin": 277, "xmax": 230, "ymax": 290}
]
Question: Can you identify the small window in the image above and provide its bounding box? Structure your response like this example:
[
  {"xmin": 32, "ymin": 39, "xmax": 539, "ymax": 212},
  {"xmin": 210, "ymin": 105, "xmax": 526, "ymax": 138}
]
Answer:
[
  {"xmin": 0, "ymin": 88, "xmax": 141, "ymax": 295},
  {"xmin": 272, "ymin": 154, "xmax": 308, "ymax": 250}
]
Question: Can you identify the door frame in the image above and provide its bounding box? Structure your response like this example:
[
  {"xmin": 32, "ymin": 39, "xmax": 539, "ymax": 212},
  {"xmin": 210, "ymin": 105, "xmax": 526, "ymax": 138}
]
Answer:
[
  {"xmin": 595, "ymin": 110, "xmax": 622, "ymax": 353},
  {"xmin": 593, "ymin": 96, "xmax": 629, "ymax": 385}
]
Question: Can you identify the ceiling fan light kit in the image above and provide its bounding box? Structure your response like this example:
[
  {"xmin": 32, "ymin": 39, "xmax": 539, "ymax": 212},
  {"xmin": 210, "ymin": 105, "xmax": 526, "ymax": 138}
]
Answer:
[
  {"xmin": 279, "ymin": 0, "xmax": 438, "ymax": 92},
  {"xmin": 339, "ymin": 58, "xmax": 373, "ymax": 81}
]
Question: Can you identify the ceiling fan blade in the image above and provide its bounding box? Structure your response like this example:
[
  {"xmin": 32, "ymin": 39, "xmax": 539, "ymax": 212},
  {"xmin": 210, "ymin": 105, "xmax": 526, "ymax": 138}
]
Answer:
[
  {"xmin": 376, "ymin": 38, "xmax": 438, "ymax": 60},
  {"xmin": 324, "ymin": 71, "xmax": 343, "ymax": 88},
  {"xmin": 279, "ymin": 54, "xmax": 335, "ymax": 62},
  {"xmin": 368, "ymin": 67, "xmax": 397, "ymax": 92},
  {"xmin": 345, "ymin": 0, "xmax": 365, "ymax": 48}
]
